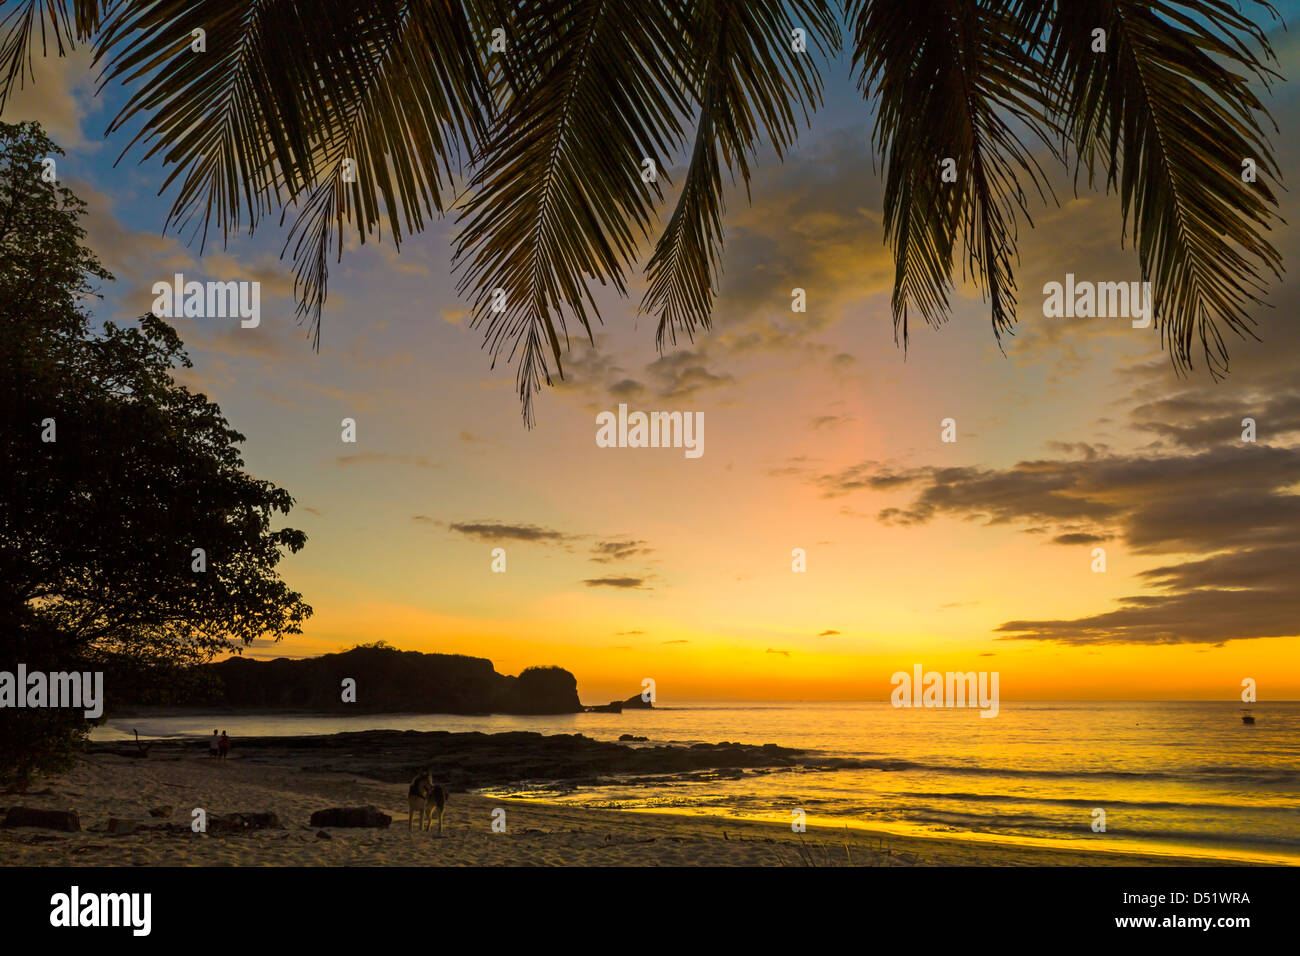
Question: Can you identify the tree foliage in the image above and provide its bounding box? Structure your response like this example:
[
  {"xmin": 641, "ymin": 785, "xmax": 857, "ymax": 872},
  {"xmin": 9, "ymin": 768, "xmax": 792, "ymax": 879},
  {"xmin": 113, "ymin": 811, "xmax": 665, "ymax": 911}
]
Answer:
[{"xmin": 0, "ymin": 120, "xmax": 312, "ymax": 783}]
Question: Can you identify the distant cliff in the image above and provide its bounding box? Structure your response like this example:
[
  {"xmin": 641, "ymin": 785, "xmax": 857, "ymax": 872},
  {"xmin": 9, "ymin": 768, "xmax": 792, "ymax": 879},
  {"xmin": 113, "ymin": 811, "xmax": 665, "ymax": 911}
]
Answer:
[{"xmin": 185, "ymin": 646, "xmax": 582, "ymax": 715}]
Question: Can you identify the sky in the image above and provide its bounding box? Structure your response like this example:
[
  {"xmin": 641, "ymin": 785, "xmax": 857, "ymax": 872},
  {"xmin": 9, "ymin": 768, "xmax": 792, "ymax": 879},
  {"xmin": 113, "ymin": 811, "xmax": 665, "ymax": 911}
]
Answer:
[{"xmin": 5, "ymin": 8, "xmax": 1299, "ymax": 703}]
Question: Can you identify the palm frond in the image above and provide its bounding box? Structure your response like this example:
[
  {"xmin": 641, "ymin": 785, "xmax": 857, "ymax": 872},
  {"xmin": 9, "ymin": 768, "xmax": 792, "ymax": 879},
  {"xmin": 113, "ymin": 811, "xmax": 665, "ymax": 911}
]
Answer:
[
  {"xmin": 280, "ymin": 0, "xmax": 495, "ymax": 346},
  {"xmin": 850, "ymin": 0, "xmax": 1058, "ymax": 348},
  {"xmin": 97, "ymin": 1, "xmax": 464, "ymax": 250},
  {"xmin": 1039, "ymin": 0, "xmax": 1284, "ymax": 378},
  {"xmin": 4, "ymin": 0, "xmax": 1288, "ymax": 421},
  {"xmin": 641, "ymin": 0, "xmax": 839, "ymax": 350},
  {"xmin": 452, "ymin": 0, "xmax": 694, "ymax": 425},
  {"xmin": 0, "ymin": 0, "xmax": 103, "ymax": 112}
]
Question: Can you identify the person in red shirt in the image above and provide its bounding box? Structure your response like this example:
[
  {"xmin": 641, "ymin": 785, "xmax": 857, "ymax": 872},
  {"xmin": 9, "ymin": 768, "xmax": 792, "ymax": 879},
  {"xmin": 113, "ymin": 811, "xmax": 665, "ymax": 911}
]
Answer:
[{"xmin": 218, "ymin": 731, "xmax": 230, "ymax": 760}]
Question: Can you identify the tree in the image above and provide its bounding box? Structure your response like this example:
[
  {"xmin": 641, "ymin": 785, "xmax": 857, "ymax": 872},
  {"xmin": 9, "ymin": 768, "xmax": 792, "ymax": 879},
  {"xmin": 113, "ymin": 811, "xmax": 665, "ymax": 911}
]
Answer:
[
  {"xmin": 0, "ymin": 120, "xmax": 312, "ymax": 784},
  {"xmin": 0, "ymin": 1, "xmax": 1284, "ymax": 424}
]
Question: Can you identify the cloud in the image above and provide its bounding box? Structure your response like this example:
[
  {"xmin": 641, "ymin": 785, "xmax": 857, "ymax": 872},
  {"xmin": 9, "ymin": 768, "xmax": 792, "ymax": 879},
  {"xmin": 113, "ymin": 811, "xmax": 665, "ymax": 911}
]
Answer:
[
  {"xmin": 336, "ymin": 452, "xmax": 440, "ymax": 468},
  {"xmin": 1045, "ymin": 441, "xmax": 1109, "ymax": 460},
  {"xmin": 1130, "ymin": 390, "xmax": 1300, "ymax": 450},
  {"xmin": 590, "ymin": 538, "xmax": 654, "ymax": 563},
  {"xmin": 713, "ymin": 126, "xmax": 893, "ymax": 335},
  {"xmin": 765, "ymin": 648, "xmax": 791, "ymax": 657},
  {"xmin": 996, "ymin": 547, "xmax": 1300, "ymax": 645},
  {"xmin": 583, "ymin": 576, "xmax": 648, "ymax": 589},
  {"xmin": 446, "ymin": 521, "xmax": 574, "ymax": 544},
  {"xmin": 1051, "ymin": 532, "xmax": 1112, "ymax": 545},
  {"xmin": 609, "ymin": 378, "xmax": 646, "ymax": 400},
  {"xmin": 814, "ymin": 462, "xmax": 931, "ymax": 498},
  {"xmin": 843, "ymin": 443, "xmax": 1300, "ymax": 646},
  {"xmin": 1, "ymin": 47, "xmax": 98, "ymax": 150},
  {"xmin": 818, "ymin": 629, "xmax": 840, "ymax": 636},
  {"xmin": 643, "ymin": 348, "xmax": 736, "ymax": 401}
]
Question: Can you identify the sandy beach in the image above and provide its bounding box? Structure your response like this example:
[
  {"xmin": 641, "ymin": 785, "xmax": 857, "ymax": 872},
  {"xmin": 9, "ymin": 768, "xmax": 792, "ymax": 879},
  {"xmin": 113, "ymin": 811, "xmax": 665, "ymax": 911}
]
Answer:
[{"xmin": 1, "ymin": 745, "xmax": 1246, "ymax": 867}]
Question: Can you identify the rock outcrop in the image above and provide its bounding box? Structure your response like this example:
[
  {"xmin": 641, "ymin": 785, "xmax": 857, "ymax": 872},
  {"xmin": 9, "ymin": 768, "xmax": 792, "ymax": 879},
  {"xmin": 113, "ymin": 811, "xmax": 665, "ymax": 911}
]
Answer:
[{"xmin": 167, "ymin": 646, "xmax": 581, "ymax": 715}]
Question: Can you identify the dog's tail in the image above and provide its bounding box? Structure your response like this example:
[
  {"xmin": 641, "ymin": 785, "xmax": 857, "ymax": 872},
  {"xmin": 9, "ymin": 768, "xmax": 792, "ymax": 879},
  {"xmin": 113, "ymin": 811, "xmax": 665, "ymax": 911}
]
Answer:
[{"xmin": 432, "ymin": 785, "xmax": 446, "ymax": 812}]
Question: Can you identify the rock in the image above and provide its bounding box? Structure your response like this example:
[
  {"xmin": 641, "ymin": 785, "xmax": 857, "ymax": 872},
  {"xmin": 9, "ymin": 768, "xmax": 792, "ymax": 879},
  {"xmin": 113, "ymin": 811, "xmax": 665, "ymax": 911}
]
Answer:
[
  {"xmin": 315, "ymin": 829, "xmax": 332, "ymax": 840},
  {"xmin": 149, "ymin": 805, "xmax": 173, "ymax": 818},
  {"xmin": 619, "ymin": 734, "xmax": 648, "ymax": 742},
  {"xmin": 1, "ymin": 807, "xmax": 81, "ymax": 831},
  {"xmin": 309, "ymin": 806, "xmax": 391, "ymax": 828},
  {"xmin": 107, "ymin": 818, "xmax": 137, "ymax": 835},
  {"xmin": 622, "ymin": 693, "xmax": 654, "ymax": 710}
]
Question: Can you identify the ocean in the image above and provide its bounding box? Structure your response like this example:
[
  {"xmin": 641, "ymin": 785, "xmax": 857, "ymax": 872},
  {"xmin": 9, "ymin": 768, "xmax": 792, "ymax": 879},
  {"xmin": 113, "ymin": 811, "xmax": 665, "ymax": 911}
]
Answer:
[{"xmin": 93, "ymin": 700, "xmax": 1300, "ymax": 863}]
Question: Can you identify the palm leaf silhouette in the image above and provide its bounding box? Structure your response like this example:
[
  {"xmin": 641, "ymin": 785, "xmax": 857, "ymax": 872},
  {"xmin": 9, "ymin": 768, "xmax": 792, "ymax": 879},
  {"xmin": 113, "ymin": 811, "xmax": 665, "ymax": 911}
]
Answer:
[
  {"xmin": 642, "ymin": 0, "xmax": 839, "ymax": 351},
  {"xmin": 851, "ymin": 0, "xmax": 1060, "ymax": 347},
  {"xmin": 0, "ymin": 0, "xmax": 1285, "ymax": 422},
  {"xmin": 452, "ymin": 0, "xmax": 694, "ymax": 424},
  {"xmin": 1038, "ymin": 0, "xmax": 1284, "ymax": 378}
]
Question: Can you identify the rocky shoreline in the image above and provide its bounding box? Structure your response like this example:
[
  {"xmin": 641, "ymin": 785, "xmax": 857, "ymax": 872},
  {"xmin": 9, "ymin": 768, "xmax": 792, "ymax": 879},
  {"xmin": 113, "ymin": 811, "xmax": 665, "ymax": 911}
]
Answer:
[{"xmin": 89, "ymin": 729, "xmax": 805, "ymax": 791}]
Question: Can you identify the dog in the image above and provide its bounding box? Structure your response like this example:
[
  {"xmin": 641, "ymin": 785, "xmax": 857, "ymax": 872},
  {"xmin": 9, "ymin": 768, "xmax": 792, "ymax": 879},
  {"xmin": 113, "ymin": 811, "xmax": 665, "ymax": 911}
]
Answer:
[{"xmin": 407, "ymin": 769, "xmax": 447, "ymax": 835}]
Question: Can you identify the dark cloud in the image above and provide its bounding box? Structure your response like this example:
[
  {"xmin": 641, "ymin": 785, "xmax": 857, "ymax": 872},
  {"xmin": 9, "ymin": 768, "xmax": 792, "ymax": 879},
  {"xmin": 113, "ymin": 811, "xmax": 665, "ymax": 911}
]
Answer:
[
  {"xmin": 818, "ymin": 629, "xmax": 840, "ymax": 636},
  {"xmin": 1052, "ymin": 532, "xmax": 1112, "ymax": 545},
  {"xmin": 644, "ymin": 348, "xmax": 736, "ymax": 400},
  {"xmin": 583, "ymin": 576, "xmax": 648, "ymax": 589},
  {"xmin": 1129, "ymin": 390, "xmax": 1300, "ymax": 450},
  {"xmin": 815, "ymin": 462, "xmax": 931, "ymax": 497},
  {"xmin": 590, "ymin": 539, "xmax": 654, "ymax": 563},
  {"xmin": 446, "ymin": 521, "xmax": 573, "ymax": 544},
  {"xmin": 609, "ymin": 378, "xmax": 646, "ymax": 400},
  {"xmin": 765, "ymin": 648, "xmax": 791, "ymax": 657},
  {"xmin": 997, "ymin": 548, "xmax": 1300, "ymax": 645},
  {"xmin": 831, "ymin": 444, "xmax": 1300, "ymax": 646},
  {"xmin": 1045, "ymin": 441, "xmax": 1109, "ymax": 460}
]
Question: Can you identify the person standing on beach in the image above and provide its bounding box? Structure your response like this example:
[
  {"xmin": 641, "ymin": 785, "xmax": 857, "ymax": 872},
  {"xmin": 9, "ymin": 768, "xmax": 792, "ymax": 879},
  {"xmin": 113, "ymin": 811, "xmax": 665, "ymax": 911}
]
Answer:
[
  {"xmin": 209, "ymin": 730, "xmax": 220, "ymax": 758},
  {"xmin": 219, "ymin": 731, "xmax": 230, "ymax": 760}
]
